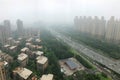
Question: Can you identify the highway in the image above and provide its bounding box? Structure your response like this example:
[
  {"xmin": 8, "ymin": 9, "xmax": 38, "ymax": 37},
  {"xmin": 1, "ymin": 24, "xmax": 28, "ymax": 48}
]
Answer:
[{"xmin": 49, "ymin": 29, "xmax": 120, "ymax": 75}]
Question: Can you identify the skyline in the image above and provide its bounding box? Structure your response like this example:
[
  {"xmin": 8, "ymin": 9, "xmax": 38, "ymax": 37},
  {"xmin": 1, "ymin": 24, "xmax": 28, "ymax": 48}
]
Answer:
[{"xmin": 0, "ymin": 0, "xmax": 120, "ymax": 24}]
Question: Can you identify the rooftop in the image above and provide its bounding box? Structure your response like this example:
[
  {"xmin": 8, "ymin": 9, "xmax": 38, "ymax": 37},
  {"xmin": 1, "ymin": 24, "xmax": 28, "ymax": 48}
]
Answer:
[
  {"xmin": 4, "ymin": 44, "xmax": 10, "ymax": 48},
  {"xmin": 13, "ymin": 67, "xmax": 32, "ymax": 79},
  {"xmin": 65, "ymin": 59, "xmax": 78, "ymax": 70},
  {"xmin": 15, "ymin": 41, "xmax": 20, "ymax": 43},
  {"xmin": 18, "ymin": 38, "xmax": 22, "ymax": 40},
  {"xmin": 10, "ymin": 46, "xmax": 17, "ymax": 50},
  {"xmin": 36, "ymin": 45, "xmax": 42, "ymax": 49},
  {"xmin": 36, "ymin": 39, "xmax": 41, "ymax": 42},
  {"xmin": 35, "ymin": 51, "xmax": 43, "ymax": 56},
  {"xmin": 18, "ymin": 53, "xmax": 28, "ymax": 61},
  {"xmin": 26, "ymin": 38, "xmax": 33, "ymax": 42},
  {"xmin": 26, "ymin": 43, "xmax": 32, "ymax": 46},
  {"xmin": 36, "ymin": 56, "xmax": 48, "ymax": 64},
  {"xmin": 21, "ymin": 47, "xmax": 29, "ymax": 52},
  {"xmin": 40, "ymin": 74, "xmax": 53, "ymax": 80}
]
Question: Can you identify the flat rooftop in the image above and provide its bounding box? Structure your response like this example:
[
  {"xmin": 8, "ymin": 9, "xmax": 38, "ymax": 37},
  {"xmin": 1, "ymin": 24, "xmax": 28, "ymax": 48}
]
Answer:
[
  {"xmin": 26, "ymin": 38, "xmax": 33, "ymax": 42},
  {"xmin": 15, "ymin": 41, "xmax": 20, "ymax": 43},
  {"xmin": 18, "ymin": 38, "xmax": 22, "ymax": 40},
  {"xmin": 10, "ymin": 46, "xmax": 17, "ymax": 50},
  {"xmin": 4, "ymin": 44, "xmax": 10, "ymax": 48},
  {"xmin": 36, "ymin": 39, "xmax": 41, "ymax": 42},
  {"xmin": 35, "ymin": 51, "xmax": 43, "ymax": 56},
  {"xmin": 21, "ymin": 47, "xmax": 29, "ymax": 52},
  {"xmin": 65, "ymin": 60, "xmax": 78, "ymax": 70},
  {"xmin": 18, "ymin": 53, "xmax": 28, "ymax": 61},
  {"xmin": 13, "ymin": 67, "xmax": 32, "ymax": 80},
  {"xmin": 36, "ymin": 56, "xmax": 48, "ymax": 64},
  {"xmin": 26, "ymin": 43, "xmax": 31, "ymax": 46},
  {"xmin": 41, "ymin": 74, "xmax": 53, "ymax": 80}
]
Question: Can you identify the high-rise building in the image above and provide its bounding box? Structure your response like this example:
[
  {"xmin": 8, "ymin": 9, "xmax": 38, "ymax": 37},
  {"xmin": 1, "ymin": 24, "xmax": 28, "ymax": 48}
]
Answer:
[
  {"xmin": 105, "ymin": 16, "xmax": 116, "ymax": 41},
  {"xmin": 113, "ymin": 20, "xmax": 120, "ymax": 43},
  {"xmin": 17, "ymin": 19, "xmax": 24, "ymax": 37},
  {"xmin": 96, "ymin": 16, "xmax": 106, "ymax": 38},
  {"xmin": 13, "ymin": 67, "xmax": 33, "ymax": 80},
  {"xmin": 17, "ymin": 53, "xmax": 28, "ymax": 67},
  {"xmin": 36, "ymin": 56, "xmax": 48, "ymax": 71},
  {"xmin": 0, "ymin": 20, "xmax": 11, "ymax": 45},
  {"xmin": 0, "ymin": 25, "xmax": 4, "ymax": 44},
  {"xmin": 74, "ymin": 16, "xmax": 79, "ymax": 30},
  {"xmin": 4, "ymin": 20, "xmax": 11, "ymax": 38},
  {"xmin": 0, "ymin": 61, "xmax": 9, "ymax": 80},
  {"xmin": 0, "ymin": 25, "xmax": 7, "ymax": 45}
]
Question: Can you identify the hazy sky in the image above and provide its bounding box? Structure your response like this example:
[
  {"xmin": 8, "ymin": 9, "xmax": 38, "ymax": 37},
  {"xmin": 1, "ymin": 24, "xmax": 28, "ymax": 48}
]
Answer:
[{"xmin": 0, "ymin": 0, "xmax": 120, "ymax": 24}]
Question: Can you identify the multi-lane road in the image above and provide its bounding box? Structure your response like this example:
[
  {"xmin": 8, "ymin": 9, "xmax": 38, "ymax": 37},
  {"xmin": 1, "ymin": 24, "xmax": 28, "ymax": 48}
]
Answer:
[{"xmin": 49, "ymin": 29, "xmax": 120, "ymax": 75}]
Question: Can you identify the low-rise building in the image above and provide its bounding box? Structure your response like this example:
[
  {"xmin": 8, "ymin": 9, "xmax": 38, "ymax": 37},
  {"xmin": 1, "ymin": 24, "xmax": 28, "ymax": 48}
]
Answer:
[
  {"xmin": 59, "ymin": 57, "xmax": 84, "ymax": 76},
  {"xmin": 40, "ymin": 74, "xmax": 54, "ymax": 80},
  {"xmin": 36, "ymin": 56, "xmax": 48, "ymax": 71},
  {"xmin": 17, "ymin": 53, "xmax": 28, "ymax": 67},
  {"xmin": 13, "ymin": 67, "xmax": 33, "ymax": 80}
]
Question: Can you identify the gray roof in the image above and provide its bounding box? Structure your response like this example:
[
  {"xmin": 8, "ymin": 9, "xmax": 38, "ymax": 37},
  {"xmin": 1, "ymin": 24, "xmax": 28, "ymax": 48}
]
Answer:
[{"xmin": 65, "ymin": 60, "xmax": 78, "ymax": 70}]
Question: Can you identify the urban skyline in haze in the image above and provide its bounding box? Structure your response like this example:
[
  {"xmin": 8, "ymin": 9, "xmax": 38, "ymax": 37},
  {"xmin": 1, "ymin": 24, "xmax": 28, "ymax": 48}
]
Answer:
[{"xmin": 0, "ymin": 0, "xmax": 120, "ymax": 25}]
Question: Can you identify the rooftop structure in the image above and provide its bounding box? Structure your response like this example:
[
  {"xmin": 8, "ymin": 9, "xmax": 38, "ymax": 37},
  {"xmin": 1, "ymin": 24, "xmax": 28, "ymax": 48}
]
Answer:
[
  {"xmin": 26, "ymin": 38, "xmax": 33, "ymax": 42},
  {"xmin": 36, "ymin": 45, "xmax": 42, "ymax": 49},
  {"xmin": 26, "ymin": 43, "xmax": 31, "ymax": 46},
  {"xmin": 59, "ymin": 57, "xmax": 84, "ymax": 76},
  {"xmin": 9, "ymin": 46, "xmax": 17, "ymax": 50},
  {"xmin": 35, "ymin": 51, "xmax": 44, "ymax": 56},
  {"xmin": 21, "ymin": 47, "xmax": 29, "ymax": 52},
  {"xmin": 4, "ymin": 44, "xmax": 10, "ymax": 48},
  {"xmin": 15, "ymin": 41, "xmax": 20, "ymax": 44},
  {"xmin": 40, "ymin": 74, "xmax": 53, "ymax": 80},
  {"xmin": 18, "ymin": 53, "xmax": 28, "ymax": 61},
  {"xmin": 35, "ymin": 39, "xmax": 41, "ymax": 42},
  {"xmin": 36, "ymin": 56, "xmax": 48, "ymax": 65},
  {"xmin": 18, "ymin": 38, "xmax": 22, "ymax": 41},
  {"xmin": 13, "ymin": 67, "xmax": 32, "ymax": 80},
  {"xmin": 65, "ymin": 59, "xmax": 78, "ymax": 70}
]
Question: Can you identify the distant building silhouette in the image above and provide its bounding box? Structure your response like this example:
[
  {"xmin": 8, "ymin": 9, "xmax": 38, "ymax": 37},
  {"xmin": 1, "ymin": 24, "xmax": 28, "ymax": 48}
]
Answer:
[
  {"xmin": 17, "ymin": 19, "xmax": 24, "ymax": 37},
  {"xmin": 74, "ymin": 16, "xmax": 120, "ymax": 43},
  {"xmin": 0, "ymin": 20, "xmax": 11, "ymax": 45}
]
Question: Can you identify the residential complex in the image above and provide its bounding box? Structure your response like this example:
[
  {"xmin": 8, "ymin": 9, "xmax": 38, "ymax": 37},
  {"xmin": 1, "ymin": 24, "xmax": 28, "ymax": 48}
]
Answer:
[{"xmin": 74, "ymin": 16, "xmax": 120, "ymax": 43}]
